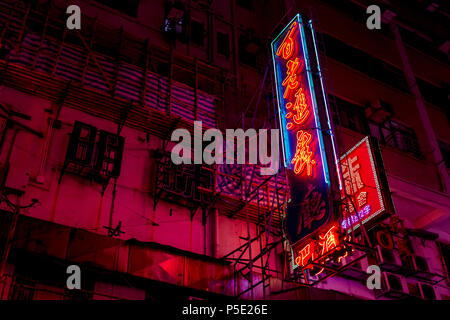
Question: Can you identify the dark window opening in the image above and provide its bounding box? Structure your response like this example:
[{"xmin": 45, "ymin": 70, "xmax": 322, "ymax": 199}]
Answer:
[
  {"xmin": 191, "ymin": 20, "xmax": 205, "ymax": 46},
  {"xmin": 417, "ymin": 79, "xmax": 449, "ymax": 112},
  {"xmin": 319, "ymin": 0, "xmax": 448, "ymax": 64},
  {"xmin": 239, "ymin": 34, "xmax": 260, "ymax": 68},
  {"xmin": 94, "ymin": 0, "xmax": 139, "ymax": 17},
  {"xmin": 65, "ymin": 122, "xmax": 124, "ymax": 178},
  {"xmin": 217, "ymin": 31, "xmax": 229, "ymax": 58},
  {"xmin": 331, "ymin": 95, "xmax": 369, "ymax": 134},
  {"xmin": 398, "ymin": 26, "xmax": 449, "ymax": 65},
  {"xmin": 320, "ymin": 33, "xmax": 409, "ymax": 92},
  {"xmin": 369, "ymin": 120, "xmax": 422, "ymax": 157},
  {"xmin": 94, "ymin": 131, "xmax": 125, "ymax": 178},
  {"xmin": 237, "ymin": 0, "xmax": 252, "ymax": 10},
  {"xmin": 163, "ymin": 2, "xmax": 187, "ymax": 41}
]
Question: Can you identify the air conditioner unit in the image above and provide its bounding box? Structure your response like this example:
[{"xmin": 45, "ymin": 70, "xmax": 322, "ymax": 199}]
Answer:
[
  {"xmin": 376, "ymin": 245, "xmax": 404, "ymax": 273},
  {"xmin": 406, "ymin": 282, "xmax": 437, "ymax": 300},
  {"xmin": 376, "ymin": 272, "xmax": 409, "ymax": 299},
  {"xmin": 418, "ymin": 283, "xmax": 437, "ymax": 300},
  {"xmin": 339, "ymin": 255, "xmax": 368, "ymax": 281},
  {"xmin": 403, "ymin": 255, "xmax": 446, "ymax": 284},
  {"xmin": 406, "ymin": 282, "xmax": 422, "ymax": 300}
]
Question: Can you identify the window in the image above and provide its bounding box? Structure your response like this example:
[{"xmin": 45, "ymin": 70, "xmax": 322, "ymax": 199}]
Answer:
[
  {"xmin": 237, "ymin": 0, "xmax": 252, "ymax": 10},
  {"xmin": 94, "ymin": 131, "xmax": 125, "ymax": 177},
  {"xmin": 399, "ymin": 26, "xmax": 448, "ymax": 65},
  {"xmin": 369, "ymin": 120, "xmax": 421, "ymax": 157},
  {"xmin": 331, "ymin": 95, "xmax": 369, "ymax": 134},
  {"xmin": 239, "ymin": 34, "xmax": 261, "ymax": 68},
  {"xmin": 319, "ymin": 1, "xmax": 448, "ymax": 64},
  {"xmin": 321, "ymin": 33, "xmax": 409, "ymax": 92},
  {"xmin": 94, "ymin": 0, "xmax": 139, "ymax": 17},
  {"xmin": 191, "ymin": 20, "xmax": 204, "ymax": 46},
  {"xmin": 163, "ymin": 2, "xmax": 187, "ymax": 41},
  {"xmin": 66, "ymin": 121, "xmax": 125, "ymax": 178},
  {"xmin": 217, "ymin": 31, "xmax": 229, "ymax": 58},
  {"xmin": 416, "ymin": 78, "xmax": 448, "ymax": 112}
]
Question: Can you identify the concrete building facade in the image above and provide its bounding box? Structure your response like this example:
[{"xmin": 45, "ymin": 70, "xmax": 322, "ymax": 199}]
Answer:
[{"xmin": 0, "ymin": 0, "xmax": 448, "ymax": 300}]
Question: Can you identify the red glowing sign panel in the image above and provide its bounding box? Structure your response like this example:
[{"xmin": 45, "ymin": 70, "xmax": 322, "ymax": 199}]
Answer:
[
  {"xmin": 339, "ymin": 136, "xmax": 387, "ymax": 231},
  {"xmin": 294, "ymin": 225, "xmax": 348, "ymax": 273},
  {"xmin": 272, "ymin": 14, "xmax": 333, "ymax": 246}
]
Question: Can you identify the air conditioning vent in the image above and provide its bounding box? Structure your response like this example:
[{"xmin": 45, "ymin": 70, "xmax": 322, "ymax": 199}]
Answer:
[
  {"xmin": 403, "ymin": 255, "xmax": 446, "ymax": 284},
  {"xmin": 414, "ymin": 256, "xmax": 429, "ymax": 272},
  {"xmin": 407, "ymin": 283, "xmax": 422, "ymax": 299},
  {"xmin": 376, "ymin": 272, "xmax": 409, "ymax": 299},
  {"xmin": 339, "ymin": 256, "xmax": 367, "ymax": 281},
  {"xmin": 419, "ymin": 283, "xmax": 436, "ymax": 300},
  {"xmin": 376, "ymin": 245, "xmax": 404, "ymax": 273},
  {"xmin": 407, "ymin": 282, "xmax": 437, "ymax": 300}
]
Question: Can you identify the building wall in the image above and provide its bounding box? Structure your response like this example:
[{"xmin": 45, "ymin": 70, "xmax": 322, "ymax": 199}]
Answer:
[{"xmin": 0, "ymin": 0, "xmax": 449, "ymax": 300}]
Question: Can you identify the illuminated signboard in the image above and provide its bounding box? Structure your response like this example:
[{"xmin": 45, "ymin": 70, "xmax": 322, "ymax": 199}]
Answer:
[
  {"xmin": 294, "ymin": 224, "xmax": 348, "ymax": 273},
  {"xmin": 340, "ymin": 136, "xmax": 392, "ymax": 232},
  {"xmin": 271, "ymin": 15, "xmax": 337, "ymax": 247}
]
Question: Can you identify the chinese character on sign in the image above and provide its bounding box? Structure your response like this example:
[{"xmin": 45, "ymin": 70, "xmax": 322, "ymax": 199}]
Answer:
[
  {"xmin": 282, "ymin": 58, "xmax": 302, "ymax": 98},
  {"xmin": 286, "ymin": 87, "xmax": 310, "ymax": 129},
  {"xmin": 339, "ymin": 136, "xmax": 389, "ymax": 231},
  {"xmin": 318, "ymin": 226, "xmax": 338, "ymax": 257},
  {"xmin": 357, "ymin": 191, "xmax": 368, "ymax": 208},
  {"xmin": 273, "ymin": 16, "xmax": 335, "ymax": 248},
  {"xmin": 292, "ymin": 130, "xmax": 316, "ymax": 176},
  {"xmin": 342, "ymin": 156, "xmax": 364, "ymax": 196},
  {"xmin": 276, "ymin": 22, "xmax": 297, "ymax": 60},
  {"xmin": 294, "ymin": 226, "xmax": 342, "ymax": 269},
  {"xmin": 297, "ymin": 184, "xmax": 326, "ymax": 235},
  {"xmin": 295, "ymin": 243, "xmax": 314, "ymax": 267}
]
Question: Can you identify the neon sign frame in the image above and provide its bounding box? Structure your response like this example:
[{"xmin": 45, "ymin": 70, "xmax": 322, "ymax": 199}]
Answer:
[
  {"xmin": 271, "ymin": 15, "xmax": 330, "ymax": 184},
  {"xmin": 272, "ymin": 14, "xmax": 341, "ymax": 250},
  {"xmin": 339, "ymin": 136, "xmax": 390, "ymax": 232}
]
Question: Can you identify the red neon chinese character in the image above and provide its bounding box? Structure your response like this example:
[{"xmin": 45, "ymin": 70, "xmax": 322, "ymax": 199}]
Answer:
[
  {"xmin": 291, "ymin": 130, "xmax": 316, "ymax": 176},
  {"xmin": 276, "ymin": 22, "xmax": 297, "ymax": 60},
  {"xmin": 342, "ymin": 156, "xmax": 364, "ymax": 196},
  {"xmin": 282, "ymin": 58, "xmax": 302, "ymax": 99},
  {"xmin": 318, "ymin": 226, "xmax": 338, "ymax": 257},
  {"xmin": 286, "ymin": 87, "xmax": 310, "ymax": 129},
  {"xmin": 295, "ymin": 243, "xmax": 314, "ymax": 267}
]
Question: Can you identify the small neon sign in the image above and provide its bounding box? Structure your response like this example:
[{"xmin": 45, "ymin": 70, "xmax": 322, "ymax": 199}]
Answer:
[{"xmin": 340, "ymin": 136, "xmax": 391, "ymax": 231}]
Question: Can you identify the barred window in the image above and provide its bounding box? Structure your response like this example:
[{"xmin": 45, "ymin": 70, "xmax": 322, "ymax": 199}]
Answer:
[{"xmin": 369, "ymin": 120, "xmax": 421, "ymax": 157}]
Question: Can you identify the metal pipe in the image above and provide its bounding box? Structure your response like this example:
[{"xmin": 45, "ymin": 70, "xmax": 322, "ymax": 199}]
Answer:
[{"xmin": 390, "ymin": 23, "xmax": 450, "ymax": 194}]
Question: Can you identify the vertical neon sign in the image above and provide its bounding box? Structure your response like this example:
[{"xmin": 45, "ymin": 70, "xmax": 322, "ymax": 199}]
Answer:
[{"xmin": 272, "ymin": 15, "xmax": 334, "ymax": 248}]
